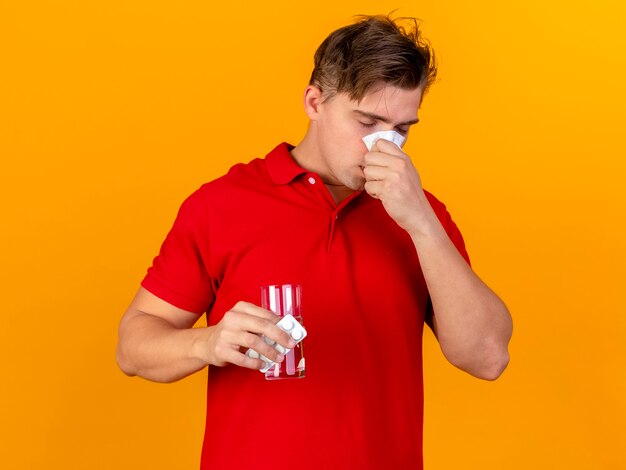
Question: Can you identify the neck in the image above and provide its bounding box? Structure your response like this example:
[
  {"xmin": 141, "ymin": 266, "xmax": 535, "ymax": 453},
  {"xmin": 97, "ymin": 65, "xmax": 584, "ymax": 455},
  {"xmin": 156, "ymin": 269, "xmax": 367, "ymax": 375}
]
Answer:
[
  {"xmin": 291, "ymin": 130, "xmax": 355, "ymax": 204},
  {"xmin": 325, "ymin": 184, "xmax": 356, "ymax": 204},
  {"xmin": 290, "ymin": 131, "xmax": 319, "ymax": 176}
]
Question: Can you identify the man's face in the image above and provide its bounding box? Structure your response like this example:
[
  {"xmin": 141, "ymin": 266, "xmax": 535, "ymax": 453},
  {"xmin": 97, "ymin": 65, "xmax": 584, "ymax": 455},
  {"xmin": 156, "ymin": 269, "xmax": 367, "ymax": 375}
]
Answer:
[{"xmin": 313, "ymin": 83, "xmax": 424, "ymax": 191}]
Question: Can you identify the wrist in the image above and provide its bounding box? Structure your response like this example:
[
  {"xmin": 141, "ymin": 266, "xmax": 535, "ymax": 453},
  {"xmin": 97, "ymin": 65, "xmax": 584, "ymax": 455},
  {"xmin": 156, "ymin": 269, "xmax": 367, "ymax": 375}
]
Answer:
[
  {"xmin": 404, "ymin": 202, "xmax": 446, "ymax": 242},
  {"xmin": 408, "ymin": 222, "xmax": 446, "ymax": 247},
  {"xmin": 190, "ymin": 326, "xmax": 215, "ymax": 367}
]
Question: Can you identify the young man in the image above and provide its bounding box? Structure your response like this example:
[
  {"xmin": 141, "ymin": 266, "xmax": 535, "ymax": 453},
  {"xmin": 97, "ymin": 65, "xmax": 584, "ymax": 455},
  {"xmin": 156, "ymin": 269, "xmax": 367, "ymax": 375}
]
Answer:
[{"xmin": 117, "ymin": 15, "xmax": 512, "ymax": 469}]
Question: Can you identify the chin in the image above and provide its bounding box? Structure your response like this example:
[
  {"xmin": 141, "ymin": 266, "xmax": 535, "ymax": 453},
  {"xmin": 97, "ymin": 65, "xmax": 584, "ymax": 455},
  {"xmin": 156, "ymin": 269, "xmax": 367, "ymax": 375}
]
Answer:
[
  {"xmin": 343, "ymin": 171, "xmax": 365, "ymax": 191},
  {"xmin": 342, "ymin": 178, "xmax": 363, "ymax": 191}
]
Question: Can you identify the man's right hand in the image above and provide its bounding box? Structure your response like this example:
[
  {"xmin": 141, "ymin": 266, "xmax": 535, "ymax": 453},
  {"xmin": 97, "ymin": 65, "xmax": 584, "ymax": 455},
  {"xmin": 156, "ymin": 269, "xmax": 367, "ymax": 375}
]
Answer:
[
  {"xmin": 199, "ymin": 301, "xmax": 296, "ymax": 370},
  {"xmin": 116, "ymin": 288, "xmax": 296, "ymax": 383}
]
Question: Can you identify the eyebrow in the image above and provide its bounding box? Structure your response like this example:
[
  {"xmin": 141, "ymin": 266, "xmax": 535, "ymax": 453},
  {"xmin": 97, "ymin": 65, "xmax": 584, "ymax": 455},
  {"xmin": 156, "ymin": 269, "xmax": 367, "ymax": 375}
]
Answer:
[{"xmin": 352, "ymin": 110, "xmax": 420, "ymax": 126}]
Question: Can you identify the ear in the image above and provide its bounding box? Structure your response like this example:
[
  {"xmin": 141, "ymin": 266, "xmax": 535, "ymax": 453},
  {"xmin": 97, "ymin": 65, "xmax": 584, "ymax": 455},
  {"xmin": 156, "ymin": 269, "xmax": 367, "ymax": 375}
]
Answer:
[{"xmin": 303, "ymin": 85, "xmax": 324, "ymax": 121}]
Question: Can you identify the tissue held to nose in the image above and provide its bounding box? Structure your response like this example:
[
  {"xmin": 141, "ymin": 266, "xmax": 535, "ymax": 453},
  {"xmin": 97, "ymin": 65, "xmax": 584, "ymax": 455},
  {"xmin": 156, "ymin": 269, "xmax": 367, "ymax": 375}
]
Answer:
[{"xmin": 362, "ymin": 130, "xmax": 406, "ymax": 151}]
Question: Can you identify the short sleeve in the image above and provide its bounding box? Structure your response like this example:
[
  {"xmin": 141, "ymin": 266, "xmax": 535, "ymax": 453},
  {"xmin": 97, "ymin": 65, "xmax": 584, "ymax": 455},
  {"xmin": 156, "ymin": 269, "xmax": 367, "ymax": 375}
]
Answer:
[
  {"xmin": 424, "ymin": 191, "xmax": 471, "ymax": 266},
  {"xmin": 141, "ymin": 188, "xmax": 215, "ymax": 314}
]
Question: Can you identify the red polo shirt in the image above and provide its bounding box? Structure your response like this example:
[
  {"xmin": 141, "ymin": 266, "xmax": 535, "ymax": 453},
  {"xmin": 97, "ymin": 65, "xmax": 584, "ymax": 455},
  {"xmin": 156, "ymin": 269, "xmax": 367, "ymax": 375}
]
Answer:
[{"xmin": 142, "ymin": 142, "xmax": 470, "ymax": 469}]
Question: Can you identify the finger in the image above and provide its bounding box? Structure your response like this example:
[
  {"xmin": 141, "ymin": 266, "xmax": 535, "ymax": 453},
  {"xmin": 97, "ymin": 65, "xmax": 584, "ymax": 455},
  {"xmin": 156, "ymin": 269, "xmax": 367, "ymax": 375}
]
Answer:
[
  {"xmin": 364, "ymin": 150, "xmax": 391, "ymax": 167},
  {"xmin": 363, "ymin": 164, "xmax": 388, "ymax": 182},
  {"xmin": 263, "ymin": 323, "xmax": 298, "ymax": 350},
  {"xmin": 237, "ymin": 331, "xmax": 288, "ymax": 363},
  {"xmin": 371, "ymin": 138, "xmax": 404, "ymax": 155},
  {"xmin": 223, "ymin": 347, "xmax": 268, "ymax": 370},
  {"xmin": 222, "ymin": 310, "xmax": 275, "ymax": 337},
  {"xmin": 245, "ymin": 336, "xmax": 286, "ymax": 362},
  {"xmin": 222, "ymin": 310, "xmax": 296, "ymax": 350},
  {"xmin": 364, "ymin": 180, "xmax": 383, "ymax": 199},
  {"xmin": 231, "ymin": 300, "xmax": 278, "ymax": 321},
  {"xmin": 364, "ymin": 149, "xmax": 406, "ymax": 167}
]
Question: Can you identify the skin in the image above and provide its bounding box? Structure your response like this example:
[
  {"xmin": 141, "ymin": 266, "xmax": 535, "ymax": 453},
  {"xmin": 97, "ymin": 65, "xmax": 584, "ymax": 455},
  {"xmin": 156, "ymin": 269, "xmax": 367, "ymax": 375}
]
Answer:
[
  {"xmin": 292, "ymin": 83, "xmax": 421, "ymax": 202},
  {"xmin": 294, "ymin": 82, "xmax": 512, "ymax": 379},
  {"xmin": 116, "ymin": 81, "xmax": 512, "ymax": 383}
]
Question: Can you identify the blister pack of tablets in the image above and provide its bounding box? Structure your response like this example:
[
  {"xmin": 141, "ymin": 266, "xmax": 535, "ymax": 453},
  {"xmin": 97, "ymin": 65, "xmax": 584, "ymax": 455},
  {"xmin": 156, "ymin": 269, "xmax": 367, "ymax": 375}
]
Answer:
[{"xmin": 245, "ymin": 314, "xmax": 307, "ymax": 373}]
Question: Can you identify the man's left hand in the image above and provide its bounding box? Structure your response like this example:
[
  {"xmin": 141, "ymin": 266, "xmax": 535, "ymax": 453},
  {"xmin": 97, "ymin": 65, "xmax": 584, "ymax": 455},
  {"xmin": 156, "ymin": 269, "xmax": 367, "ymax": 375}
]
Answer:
[{"xmin": 363, "ymin": 138, "xmax": 432, "ymax": 236}]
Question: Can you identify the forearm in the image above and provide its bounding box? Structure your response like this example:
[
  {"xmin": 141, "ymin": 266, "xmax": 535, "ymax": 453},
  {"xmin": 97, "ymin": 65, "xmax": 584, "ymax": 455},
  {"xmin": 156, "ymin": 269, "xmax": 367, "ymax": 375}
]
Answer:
[
  {"xmin": 361, "ymin": 142, "xmax": 512, "ymax": 378},
  {"xmin": 116, "ymin": 311, "xmax": 212, "ymax": 383},
  {"xmin": 410, "ymin": 212, "xmax": 512, "ymax": 380}
]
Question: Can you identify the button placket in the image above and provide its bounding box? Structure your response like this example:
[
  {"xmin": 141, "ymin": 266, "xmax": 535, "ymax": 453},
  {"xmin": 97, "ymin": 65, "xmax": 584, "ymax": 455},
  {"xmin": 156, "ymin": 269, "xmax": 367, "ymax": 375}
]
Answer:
[
  {"xmin": 303, "ymin": 172, "xmax": 335, "ymax": 209},
  {"xmin": 327, "ymin": 208, "xmax": 344, "ymax": 252},
  {"xmin": 326, "ymin": 192, "xmax": 362, "ymax": 253}
]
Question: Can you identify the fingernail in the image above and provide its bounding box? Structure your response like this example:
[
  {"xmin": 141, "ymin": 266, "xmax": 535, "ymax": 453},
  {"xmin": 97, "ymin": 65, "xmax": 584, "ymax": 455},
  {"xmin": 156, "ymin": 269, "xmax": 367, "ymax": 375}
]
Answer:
[
  {"xmin": 276, "ymin": 354, "xmax": 284, "ymax": 362},
  {"xmin": 288, "ymin": 340, "xmax": 297, "ymax": 348}
]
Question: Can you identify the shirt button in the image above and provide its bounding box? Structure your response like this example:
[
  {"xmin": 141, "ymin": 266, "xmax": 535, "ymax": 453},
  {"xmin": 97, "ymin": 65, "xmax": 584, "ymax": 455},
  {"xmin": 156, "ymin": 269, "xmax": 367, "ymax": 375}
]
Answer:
[{"xmin": 308, "ymin": 177, "xmax": 316, "ymax": 185}]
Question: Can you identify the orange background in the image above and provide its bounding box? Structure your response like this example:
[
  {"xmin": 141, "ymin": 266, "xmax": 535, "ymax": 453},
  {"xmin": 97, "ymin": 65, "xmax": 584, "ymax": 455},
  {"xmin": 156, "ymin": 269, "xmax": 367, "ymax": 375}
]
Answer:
[{"xmin": 1, "ymin": 1, "xmax": 625, "ymax": 468}]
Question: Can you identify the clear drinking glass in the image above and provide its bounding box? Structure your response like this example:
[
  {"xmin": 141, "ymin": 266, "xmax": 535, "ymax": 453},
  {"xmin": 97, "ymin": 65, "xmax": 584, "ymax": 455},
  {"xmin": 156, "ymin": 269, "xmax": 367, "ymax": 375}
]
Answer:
[{"xmin": 261, "ymin": 284, "xmax": 306, "ymax": 380}]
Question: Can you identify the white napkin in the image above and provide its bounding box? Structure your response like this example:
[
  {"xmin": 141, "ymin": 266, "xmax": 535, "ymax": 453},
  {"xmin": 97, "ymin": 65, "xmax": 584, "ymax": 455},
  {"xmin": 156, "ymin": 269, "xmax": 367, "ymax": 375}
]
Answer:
[{"xmin": 362, "ymin": 130, "xmax": 406, "ymax": 151}]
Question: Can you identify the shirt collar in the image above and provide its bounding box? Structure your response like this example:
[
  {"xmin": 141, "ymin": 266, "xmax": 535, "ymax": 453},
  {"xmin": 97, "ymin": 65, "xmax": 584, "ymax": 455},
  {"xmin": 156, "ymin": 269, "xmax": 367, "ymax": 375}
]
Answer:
[{"xmin": 265, "ymin": 142, "xmax": 308, "ymax": 185}]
